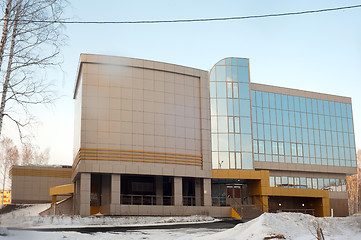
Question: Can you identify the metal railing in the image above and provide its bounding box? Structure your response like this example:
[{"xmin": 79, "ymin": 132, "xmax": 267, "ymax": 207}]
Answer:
[
  {"xmin": 212, "ymin": 196, "xmax": 228, "ymax": 206},
  {"xmin": 269, "ymin": 208, "xmax": 315, "ymax": 216},
  {"xmin": 120, "ymin": 194, "xmax": 173, "ymax": 205}
]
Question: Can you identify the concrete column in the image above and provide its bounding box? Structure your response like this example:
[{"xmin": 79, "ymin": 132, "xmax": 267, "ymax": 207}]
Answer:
[
  {"xmin": 195, "ymin": 178, "xmax": 202, "ymax": 206},
  {"xmin": 174, "ymin": 177, "xmax": 183, "ymax": 206},
  {"xmin": 203, "ymin": 178, "xmax": 212, "ymax": 206},
  {"xmin": 155, "ymin": 176, "xmax": 163, "ymax": 205},
  {"xmin": 111, "ymin": 174, "xmax": 121, "ymax": 205},
  {"xmin": 79, "ymin": 173, "xmax": 91, "ymax": 217}
]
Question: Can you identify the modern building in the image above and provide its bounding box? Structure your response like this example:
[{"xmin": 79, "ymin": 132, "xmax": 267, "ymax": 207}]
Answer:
[{"xmin": 11, "ymin": 54, "xmax": 357, "ymax": 218}]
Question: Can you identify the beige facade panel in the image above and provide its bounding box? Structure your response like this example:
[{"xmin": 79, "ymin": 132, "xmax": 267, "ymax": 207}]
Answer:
[
  {"xmin": 11, "ymin": 166, "xmax": 72, "ymax": 204},
  {"xmin": 73, "ymin": 54, "xmax": 211, "ymax": 180},
  {"xmin": 251, "ymin": 82, "xmax": 351, "ymax": 104}
]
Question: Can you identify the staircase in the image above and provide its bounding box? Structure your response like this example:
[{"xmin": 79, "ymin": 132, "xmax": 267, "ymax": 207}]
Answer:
[{"xmin": 230, "ymin": 198, "xmax": 264, "ymax": 220}]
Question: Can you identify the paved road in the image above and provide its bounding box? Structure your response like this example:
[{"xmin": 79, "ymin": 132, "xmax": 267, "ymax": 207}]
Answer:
[{"xmin": 10, "ymin": 219, "xmax": 243, "ymax": 234}]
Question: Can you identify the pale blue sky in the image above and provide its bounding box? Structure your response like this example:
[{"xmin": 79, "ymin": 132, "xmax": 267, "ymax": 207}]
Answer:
[{"xmin": 4, "ymin": 0, "xmax": 361, "ymax": 165}]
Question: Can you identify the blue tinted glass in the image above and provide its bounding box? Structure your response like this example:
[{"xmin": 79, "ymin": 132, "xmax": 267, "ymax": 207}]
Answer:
[
  {"xmin": 270, "ymin": 109, "xmax": 276, "ymax": 125},
  {"xmin": 240, "ymin": 117, "xmax": 251, "ymax": 134},
  {"xmin": 275, "ymin": 94, "xmax": 282, "ymax": 109},
  {"xmin": 241, "ymin": 134, "xmax": 252, "ymax": 152},
  {"xmin": 336, "ymin": 117, "xmax": 342, "ymax": 132},
  {"xmin": 231, "ymin": 66, "xmax": 237, "ymax": 82},
  {"xmin": 290, "ymin": 127, "xmax": 296, "ymax": 142},
  {"xmin": 276, "ymin": 110, "xmax": 283, "ymax": 125},
  {"xmin": 283, "ymin": 111, "xmax": 289, "ymax": 126},
  {"xmin": 237, "ymin": 58, "xmax": 248, "ymax": 66},
  {"xmin": 235, "ymin": 117, "xmax": 240, "ymax": 133},
  {"xmin": 329, "ymin": 102, "xmax": 335, "ymax": 116},
  {"xmin": 263, "ymin": 92, "xmax": 269, "ymax": 108},
  {"xmin": 312, "ymin": 99, "xmax": 318, "ymax": 114},
  {"xmin": 335, "ymin": 102, "xmax": 341, "ymax": 117},
  {"xmin": 314, "ymin": 130, "xmax": 320, "ymax": 145},
  {"xmin": 284, "ymin": 126, "xmax": 290, "ymax": 142},
  {"xmin": 324, "ymin": 116, "xmax": 331, "ymax": 130},
  {"xmin": 239, "ymin": 83, "xmax": 250, "ymax": 99},
  {"xmin": 229, "ymin": 134, "xmax": 235, "ymax": 151},
  {"xmin": 210, "ymin": 82, "xmax": 217, "ymax": 98},
  {"xmin": 251, "ymin": 90, "xmax": 256, "ymax": 106},
  {"xmin": 294, "ymin": 96, "xmax": 300, "ymax": 112},
  {"xmin": 226, "ymin": 58, "xmax": 232, "ymax": 65},
  {"xmin": 228, "ymin": 117, "xmax": 234, "ymax": 132},
  {"xmin": 217, "ymin": 82, "xmax": 226, "ymax": 98},
  {"xmin": 264, "ymin": 124, "xmax": 271, "ymax": 140},
  {"xmin": 302, "ymin": 129, "xmax": 308, "ymax": 144},
  {"xmin": 307, "ymin": 114, "xmax": 313, "ymax": 129},
  {"xmin": 258, "ymin": 140, "xmax": 265, "ymax": 153},
  {"xmin": 252, "ymin": 107, "xmax": 257, "ymax": 123},
  {"xmin": 241, "ymin": 152, "xmax": 253, "ymax": 169},
  {"xmin": 308, "ymin": 129, "xmax": 314, "ymax": 144},
  {"xmin": 218, "ymin": 134, "xmax": 228, "ymax": 151},
  {"xmin": 313, "ymin": 115, "xmax": 319, "ymax": 129},
  {"xmin": 316, "ymin": 100, "xmax": 323, "ymax": 115},
  {"xmin": 211, "ymin": 99, "xmax": 217, "ymax": 115},
  {"xmin": 306, "ymin": 98, "xmax": 312, "ymax": 113},
  {"xmin": 346, "ymin": 104, "xmax": 352, "ymax": 118},
  {"xmin": 319, "ymin": 115, "xmax": 325, "ymax": 130},
  {"xmin": 217, "ymin": 99, "xmax": 227, "ymax": 115},
  {"xmin": 277, "ymin": 126, "xmax": 284, "ymax": 141},
  {"xmin": 235, "ymin": 134, "xmax": 241, "ymax": 151},
  {"xmin": 234, "ymin": 100, "xmax": 239, "ymax": 116},
  {"xmin": 301, "ymin": 113, "xmax": 308, "ymax": 128},
  {"xmin": 271, "ymin": 125, "xmax": 277, "ymax": 141},
  {"xmin": 240, "ymin": 99, "xmax": 251, "ymax": 117},
  {"xmin": 258, "ymin": 124, "xmax": 264, "ymax": 139},
  {"xmin": 304, "ymin": 145, "xmax": 309, "ymax": 157},
  {"xmin": 324, "ymin": 101, "xmax": 329, "ymax": 115},
  {"xmin": 218, "ymin": 116, "xmax": 228, "ymax": 132},
  {"xmin": 227, "ymin": 99, "xmax": 233, "ymax": 116},
  {"xmin": 263, "ymin": 108, "xmax": 270, "ymax": 124},
  {"xmin": 265, "ymin": 141, "xmax": 271, "ymax": 154},
  {"xmin": 253, "ymin": 140, "xmax": 258, "ymax": 153},
  {"xmin": 296, "ymin": 128, "xmax": 302, "ymax": 143},
  {"xmin": 320, "ymin": 130, "xmax": 326, "ymax": 145},
  {"xmin": 282, "ymin": 95, "xmax": 288, "ymax": 110},
  {"xmin": 330, "ymin": 117, "xmax": 337, "ymax": 131},
  {"xmin": 226, "ymin": 65, "xmax": 232, "ymax": 82},
  {"xmin": 238, "ymin": 67, "xmax": 249, "ymax": 83},
  {"xmin": 342, "ymin": 118, "xmax": 348, "ymax": 133},
  {"xmin": 343, "ymin": 132, "xmax": 349, "ymax": 147},
  {"xmin": 289, "ymin": 111, "xmax": 295, "ymax": 126},
  {"xmin": 269, "ymin": 93, "xmax": 276, "ymax": 109},
  {"xmin": 348, "ymin": 119, "xmax": 354, "ymax": 133},
  {"xmin": 341, "ymin": 103, "xmax": 347, "ymax": 117},
  {"xmin": 256, "ymin": 91, "xmax": 262, "ymax": 107},
  {"xmin": 349, "ymin": 134, "xmax": 355, "ymax": 148},
  {"xmin": 286, "ymin": 96, "xmax": 293, "ymax": 112},
  {"xmin": 217, "ymin": 59, "xmax": 226, "ymax": 65},
  {"xmin": 212, "ymin": 134, "xmax": 218, "ymax": 151},
  {"xmin": 338, "ymin": 132, "xmax": 344, "ymax": 147},
  {"xmin": 231, "ymin": 58, "xmax": 238, "ymax": 65},
  {"xmin": 332, "ymin": 132, "xmax": 338, "ymax": 146},
  {"xmin": 300, "ymin": 97, "xmax": 306, "ymax": 112},
  {"xmin": 216, "ymin": 66, "xmax": 226, "ymax": 81}
]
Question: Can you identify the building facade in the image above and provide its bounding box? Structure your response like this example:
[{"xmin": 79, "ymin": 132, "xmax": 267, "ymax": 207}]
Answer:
[
  {"xmin": 209, "ymin": 58, "xmax": 356, "ymax": 216},
  {"xmin": 11, "ymin": 54, "xmax": 356, "ymax": 218}
]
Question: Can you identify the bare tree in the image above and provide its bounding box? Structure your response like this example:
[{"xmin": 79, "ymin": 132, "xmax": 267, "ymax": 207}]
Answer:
[
  {"xmin": 0, "ymin": 0, "xmax": 66, "ymax": 140},
  {"xmin": 0, "ymin": 137, "xmax": 19, "ymax": 205},
  {"xmin": 21, "ymin": 142, "xmax": 49, "ymax": 165}
]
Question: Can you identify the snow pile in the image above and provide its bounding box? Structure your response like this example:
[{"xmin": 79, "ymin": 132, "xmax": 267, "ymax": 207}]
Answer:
[
  {"xmin": 0, "ymin": 227, "xmax": 8, "ymax": 236},
  {"xmin": 197, "ymin": 212, "xmax": 361, "ymax": 240},
  {"xmin": 0, "ymin": 204, "xmax": 215, "ymax": 228}
]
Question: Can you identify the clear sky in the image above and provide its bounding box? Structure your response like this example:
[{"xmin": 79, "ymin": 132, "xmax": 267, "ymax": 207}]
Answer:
[{"xmin": 3, "ymin": 0, "xmax": 361, "ymax": 165}]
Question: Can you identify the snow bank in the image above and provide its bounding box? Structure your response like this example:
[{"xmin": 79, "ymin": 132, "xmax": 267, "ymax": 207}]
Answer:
[
  {"xmin": 196, "ymin": 212, "xmax": 361, "ymax": 240},
  {"xmin": 0, "ymin": 204, "xmax": 215, "ymax": 228}
]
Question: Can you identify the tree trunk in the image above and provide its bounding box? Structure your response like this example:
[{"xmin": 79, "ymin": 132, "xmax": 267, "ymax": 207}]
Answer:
[
  {"xmin": 0, "ymin": 0, "xmax": 20, "ymax": 137},
  {"xmin": 0, "ymin": 0, "xmax": 12, "ymax": 69}
]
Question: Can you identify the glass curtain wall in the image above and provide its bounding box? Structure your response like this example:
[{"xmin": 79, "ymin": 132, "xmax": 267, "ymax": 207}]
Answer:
[
  {"xmin": 252, "ymin": 90, "xmax": 357, "ymax": 167},
  {"xmin": 210, "ymin": 58, "xmax": 253, "ymax": 169}
]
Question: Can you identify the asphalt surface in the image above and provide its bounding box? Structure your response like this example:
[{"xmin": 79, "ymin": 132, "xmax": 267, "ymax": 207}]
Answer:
[{"xmin": 9, "ymin": 218, "xmax": 243, "ymax": 234}]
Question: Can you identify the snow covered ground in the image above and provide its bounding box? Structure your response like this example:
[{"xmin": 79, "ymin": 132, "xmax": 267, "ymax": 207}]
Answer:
[
  {"xmin": 1, "ymin": 204, "xmax": 361, "ymax": 239},
  {"xmin": 198, "ymin": 212, "xmax": 361, "ymax": 240}
]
